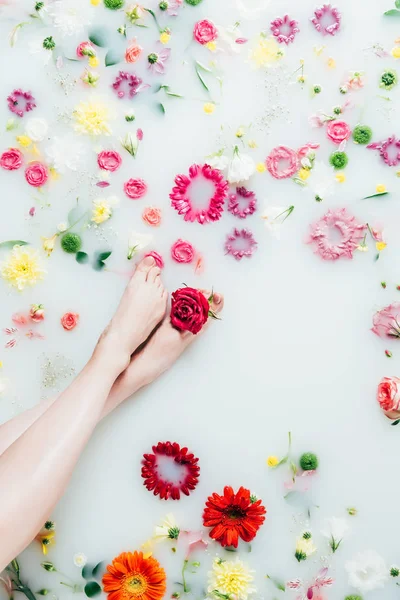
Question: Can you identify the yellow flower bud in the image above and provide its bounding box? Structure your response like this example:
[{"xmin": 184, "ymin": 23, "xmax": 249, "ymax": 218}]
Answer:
[
  {"xmin": 16, "ymin": 135, "xmax": 32, "ymax": 148},
  {"xmin": 206, "ymin": 41, "xmax": 217, "ymax": 52},
  {"xmin": 376, "ymin": 241, "xmax": 387, "ymax": 252},
  {"xmin": 203, "ymin": 102, "xmax": 216, "ymax": 114},
  {"xmin": 391, "ymin": 46, "xmax": 400, "ymax": 59},
  {"xmin": 160, "ymin": 32, "xmax": 171, "ymax": 44},
  {"xmin": 88, "ymin": 55, "xmax": 99, "ymax": 68},
  {"xmin": 267, "ymin": 455, "xmax": 279, "ymax": 467},
  {"xmin": 298, "ymin": 168, "xmax": 311, "ymax": 181},
  {"xmin": 376, "ymin": 184, "xmax": 386, "ymax": 193},
  {"xmin": 335, "ymin": 172, "xmax": 346, "ymax": 183}
]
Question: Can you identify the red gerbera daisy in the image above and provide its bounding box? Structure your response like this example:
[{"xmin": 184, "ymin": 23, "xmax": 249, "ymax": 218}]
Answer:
[
  {"xmin": 141, "ymin": 441, "xmax": 200, "ymax": 500},
  {"xmin": 203, "ymin": 486, "xmax": 266, "ymax": 547}
]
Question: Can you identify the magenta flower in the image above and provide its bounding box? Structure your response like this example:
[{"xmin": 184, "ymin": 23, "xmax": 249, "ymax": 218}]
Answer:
[
  {"xmin": 224, "ymin": 228, "xmax": 257, "ymax": 260},
  {"xmin": 170, "ymin": 163, "xmax": 229, "ymax": 224},
  {"xmin": 7, "ymin": 89, "xmax": 36, "ymax": 117},
  {"xmin": 270, "ymin": 14, "xmax": 300, "ymax": 45},
  {"xmin": 111, "ymin": 71, "xmax": 149, "ymax": 98},
  {"xmin": 367, "ymin": 136, "xmax": 400, "ymax": 167},
  {"xmin": 228, "ymin": 187, "xmax": 257, "ymax": 219},
  {"xmin": 147, "ymin": 47, "xmax": 171, "ymax": 74},
  {"xmin": 307, "ymin": 208, "xmax": 366, "ymax": 261},
  {"xmin": 310, "ymin": 4, "xmax": 341, "ymax": 36},
  {"xmin": 372, "ymin": 303, "xmax": 400, "ymax": 339}
]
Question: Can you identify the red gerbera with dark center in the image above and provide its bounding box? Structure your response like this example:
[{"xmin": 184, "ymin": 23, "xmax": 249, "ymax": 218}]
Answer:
[
  {"xmin": 203, "ymin": 486, "xmax": 266, "ymax": 547},
  {"xmin": 141, "ymin": 441, "xmax": 200, "ymax": 500}
]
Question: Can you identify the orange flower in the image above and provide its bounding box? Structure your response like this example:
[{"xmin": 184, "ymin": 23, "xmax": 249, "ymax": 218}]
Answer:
[
  {"xmin": 103, "ymin": 551, "xmax": 166, "ymax": 600},
  {"xmin": 125, "ymin": 39, "xmax": 143, "ymax": 63}
]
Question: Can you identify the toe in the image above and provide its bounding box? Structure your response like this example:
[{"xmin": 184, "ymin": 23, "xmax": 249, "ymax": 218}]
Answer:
[
  {"xmin": 147, "ymin": 265, "xmax": 161, "ymax": 282},
  {"xmin": 135, "ymin": 255, "xmax": 155, "ymax": 278},
  {"xmin": 212, "ymin": 292, "xmax": 224, "ymax": 314}
]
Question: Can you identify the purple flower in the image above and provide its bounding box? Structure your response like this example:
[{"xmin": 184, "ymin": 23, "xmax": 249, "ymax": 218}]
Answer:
[
  {"xmin": 310, "ymin": 4, "xmax": 341, "ymax": 36},
  {"xmin": 147, "ymin": 47, "xmax": 171, "ymax": 74},
  {"xmin": 7, "ymin": 89, "xmax": 36, "ymax": 117},
  {"xmin": 270, "ymin": 14, "xmax": 300, "ymax": 45},
  {"xmin": 224, "ymin": 228, "xmax": 257, "ymax": 260},
  {"xmin": 111, "ymin": 71, "xmax": 149, "ymax": 99}
]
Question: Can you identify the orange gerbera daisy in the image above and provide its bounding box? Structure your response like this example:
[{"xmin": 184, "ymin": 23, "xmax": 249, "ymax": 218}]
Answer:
[{"xmin": 102, "ymin": 551, "xmax": 166, "ymax": 600}]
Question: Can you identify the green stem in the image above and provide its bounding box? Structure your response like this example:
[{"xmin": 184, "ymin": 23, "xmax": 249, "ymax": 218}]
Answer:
[
  {"xmin": 144, "ymin": 8, "xmax": 162, "ymax": 32},
  {"xmin": 181, "ymin": 560, "xmax": 189, "ymax": 593}
]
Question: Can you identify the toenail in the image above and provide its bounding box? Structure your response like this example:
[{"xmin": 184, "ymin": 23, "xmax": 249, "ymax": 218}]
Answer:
[
  {"xmin": 214, "ymin": 293, "xmax": 221, "ymax": 304},
  {"xmin": 143, "ymin": 256, "xmax": 155, "ymax": 266}
]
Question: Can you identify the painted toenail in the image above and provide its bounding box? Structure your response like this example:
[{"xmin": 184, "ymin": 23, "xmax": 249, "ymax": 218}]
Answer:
[
  {"xmin": 214, "ymin": 293, "xmax": 221, "ymax": 304},
  {"xmin": 143, "ymin": 256, "xmax": 155, "ymax": 266}
]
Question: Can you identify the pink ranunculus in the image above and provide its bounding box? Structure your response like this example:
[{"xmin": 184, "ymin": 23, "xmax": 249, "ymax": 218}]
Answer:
[
  {"xmin": 76, "ymin": 41, "xmax": 93, "ymax": 58},
  {"xmin": 372, "ymin": 303, "xmax": 400, "ymax": 339},
  {"xmin": 265, "ymin": 146, "xmax": 300, "ymax": 179},
  {"xmin": 25, "ymin": 161, "xmax": 48, "ymax": 187},
  {"xmin": 124, "ymin": 178, "xmax": 147, "ymax": 199},
  {"xmin": 125, "ymin": 38, "xmax": 143, "ymax": 63},
  {"xmin": 193, "ymin": 19, "xmax": 218, "ymax": 45},
  {"xmin": 0, "ymin": 147, "xmax": 23, "ymax": 171},
  {"xmin": 97, "ymin": 150, "xmax": 122, "ymax": 172},
  {"xmin": 171, "ymin": 239, "xmax": 195, "ymax": 263},
  {"xmin": 144, "ymin": 251, "xmax": 164, "ymax": 269},
  {"xmin": 377, "ymin": 376, "xmax": 400, "ymax": 418},
  {"xmin": 326, "ymin": 120, "xmax": 351, "ymax": 145},
  {"xmin": 142, "ymin": 206, "xmax": 162, "ymax": 227},
  {"xmin": 61, "ymin": 312, "xmax": 79, "ymax": 331}
]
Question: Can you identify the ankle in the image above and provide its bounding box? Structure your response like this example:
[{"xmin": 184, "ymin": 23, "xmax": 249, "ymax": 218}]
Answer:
[{"xmin": 92, "ymin": 334, "xmax": 131, "ymax": 376}]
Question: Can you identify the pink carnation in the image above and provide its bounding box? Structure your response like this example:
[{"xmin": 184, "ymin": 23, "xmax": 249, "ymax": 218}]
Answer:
[
  {"xmin": 25, "ymin": 161, "xmax": 48, "ymax": 187},
  {"xmin": 97, "ymin": 150, "xmax": 122, "ymax": 172},
  {"xmin": 171, "ymin": 239, "xmax": 195, "ymax": 263},
  {"xmin": 377, "ymin": 376, "xmax": 400, "ymax": 418},
  {"xmin": 193, "ymin": 19, "xmax": 218, "ymax": 45},
  {"xmin": 326, "ymin": 120, "xmax": 351, "ymax": 144},
  {"xmin": 144, "ymin": 251, "xmax": 164, "ymax": 269},
  {"xmin": 307, "ymin": 208, "xmax": 366, "ymax": 260},
  {"xmin": 124, "ymin": 178, "xmax": 147, "ymax": 199},
  {"xmin": 76, "ymin": 41, "xmax": 94, "ymax": 58},
  {"xmin": 372, "ymin": 303, "xmax": 400, "ymax": 339},
  {"xmin": 0, "ymin": 148, "xmax": 23, "ymax": 170}
]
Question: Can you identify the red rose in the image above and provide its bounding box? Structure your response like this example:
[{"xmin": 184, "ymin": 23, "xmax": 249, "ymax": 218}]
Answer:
[
  {"xmin": 193, "ymin": 19, "xmax": 218, "ymax": 45},
  {"xmin": 326, "ymin": 120, "xmax": 351, "ymax": 145},
  {"xmin": 377, "ymin": 376, "xmax": 400, "ymax": 418},
  {"xmin": 171, "ymin": 239, "xmax": 195, "ymax": 263},
  {"xmin": 61, "ymin": 312, "xmax": 79, "ymax": 331},
  {"xmin": 97, "ymin": 150, "xmax": 122, "ymax": 172},
  {"xmin": 170, "ymin": 287, "xmax": 209, "ymax": 335},
  {"xmin": 25, "ymin": 161, "xmax": 48, "ymax": 187},
  {"xmin": 124, "ymin": 178, "xmax": 147, "ymax": 199},
  {"xmin": 0, "ymin": 148, "xmax": 23, "ymax": 171}
]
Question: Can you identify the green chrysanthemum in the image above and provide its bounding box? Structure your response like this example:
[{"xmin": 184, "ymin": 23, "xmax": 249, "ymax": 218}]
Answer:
[
  {"xmin": 185, "ymin": 0, "xmax": 203, "ymax": 5},
  {"xmin": 104, "ymin": 0, "xmax": 124, "ymax": 9},
  {"xmin": 61, "ymin": 233, "xmax": 82, "ymax": 254},
  {"xmin": 329, "ymin": 151, "xmax": 349, "ymax": 170},
  {"xmin": 352, "ymin": 125, "xmax": 372, "ymax": 145},
  {"xmin": 299, "ymin": 452, "xmax": 318, "ymax": 471},
  {"xmin": 379, "ymin": 69, "xmax": 397, "ymax": 90}
]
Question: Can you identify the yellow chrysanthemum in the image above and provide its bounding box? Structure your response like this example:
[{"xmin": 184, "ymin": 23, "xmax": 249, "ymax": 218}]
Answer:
[
  {"xmin": 376, "ymin": 184, "xmax": 386, "ymax": 193},
  {"xmin": 206, "ymin": 41, "xmax": 217, "ymax": 52},
  {"xmin": 1, "ymin": 245, "xmax": 46, "ymax": 291},
  {"xmin": 203, "ymin": 102, "xmax": 216, "ymax": 114},
  {"xmin": 256, "ymin": 162, "xmax": 266, "ymax": 173},
  {"xmin": 73, "ymin": 99, "xmax": 112, "ymax": 136},
  {"xmin": 91, "ymin": 199, "xmax": 112, "ymax": 224},
  {"xmin": 42, "ymin": 234, "xmax": 58, "ymax": 257},
  {"xmin": 160, "ymin": 31, "xmax": 171, "ymax": 44},
  {"xmin": 298, "ymin": 168, "xmax": 310, "ymax": 181},
  {"xmin": 391, "ymin": 46, "xmax": 400, "ymax": 59},
  {"xmin": 251, "ymin": 36, "xmax": 283, "ymax": 68},
  {"xmin": 208, "ymin": 558, "xmax": 255, "ymax": 600},
  {"xmin": 376, "ymin": 241, "xmax": 387, "ymax": 252},
  {"xmin": 88, "ymin": 55, "xmax": 99, "ymax": 68},
  {"xmin": 16, "ymin": 135, "xmax": 32, "ymax": 148},
  {"xmin": 267, "ymin": 455, "xmax": 279, "ymax": 467}
]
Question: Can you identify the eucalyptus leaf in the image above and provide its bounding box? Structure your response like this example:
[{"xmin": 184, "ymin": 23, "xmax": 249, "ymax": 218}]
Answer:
[
  {"xmin": 84, "ymin": 582, "xmax": 102, "ymax": 598},
  {"xmin": 76, "ymin": 252, "xmax": 89, "ymax": 265},
  {"xmin": 97, "ymin": 251, "xmax": 112, "ymax": 261},
  {"xmin": 105, "ymin": 49, "xmax": 123, "ymax": 66},
  {"xmin": 82, "ymin": 564, "xmax": 95, "ymax": 580},
  {"xmin": 391, "ymin": 419, "xmax": 400, "ymax": 426},
  {"xmin": 362, "ymin": 192, "xmax": 389, "ymax": 199},
  {"xmin": 384, "ymin": 8, "xmax": 400, "ymax": 15},
  {"xmin": 88, "ymin": 27, "xmax": 109, "ymax": 47},
  {"xmin": 0, "ymin": 240, "xmax": 28, "ymax": 249},
  {"xmin": 196, "ymin": 68, "xmax": 209, "ymax": 92},
  {"xmin": 224, "ymin": 546, "xmax": 237, "ymax": 553},
  {"xmin": 92, "ymin": 561, "xmax": 107, "ymax": 581}
]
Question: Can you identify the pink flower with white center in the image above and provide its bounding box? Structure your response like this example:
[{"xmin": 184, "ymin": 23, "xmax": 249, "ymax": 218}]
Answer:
[
  {"xmin": 76, "ymin": 41, "xmax": 94, "ymax": 58},
  {"xmin": 270, "ymin": 14, "xmax": 300, "ymax": 45},
  {"xmin": 228, "ymin": 187, "xmax": 257, "ymax": 219},
  {"xmin": 372, "ymin": 303, "xmax": 400, "ymax": 339},
  {"xmin": 170, "ymin": 163, "xmax": 229, "ymax": 224},
  {"xmin": 193, "ymin": 19, "xmax": 218, "ymax": 45},
  {"xmin": 147, "ymin": 47, "xmax": 171, "ymax": 74},
  {"xmin": 367, "ymin": 135, "xmax": 400, "ymax": 166},
  {"xmin": 111, "ymin": 71, "xmax": 149, "ymax": 99},
  {"xmin": 310, "ymin": 4, "xmax": 341, "ymax": 36},
  {"xmin": 7, "ymin": 89, "xmax": 36, "ymax": 117},
  {"xmin": 326, "ymin": 121, "xmax": 351, "ymax": 144},
  {"xmin": 307, "ymin": 208, "xmax": 366, "ymax": 260},
  {"xmin": 224, "ymin": 228, "xmax": 257, "ymax": 260}
]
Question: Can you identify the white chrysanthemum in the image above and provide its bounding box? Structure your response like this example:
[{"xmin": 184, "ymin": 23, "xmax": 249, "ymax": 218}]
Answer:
[
  {"xmin": 208, "ymin": 558, "xmax": 255, "ymax": 600},
  {"xmin": 26, "ymin": 118, "xmax": 49, "ymax": 142},
  {"xmin": 47, "ymin": 0, "xmax": 91, "ymax": 36},
  {"xmin": 207, "ymin": 153, "xmax": 229, "ymax": 172},
  {"xmin": 227, "ymin": 149, "xmax": 255, "ymax": 184},
  {"xmin": 0, "ymin": 246, "xmax": 46, "ymax": 291},
  {"xmin": 346, "ymin": 550, "xmax": 388, "ymax": 593},
  {"xmin": 45, "ymin": 134, "xmax": 85, "ymax": 172}
]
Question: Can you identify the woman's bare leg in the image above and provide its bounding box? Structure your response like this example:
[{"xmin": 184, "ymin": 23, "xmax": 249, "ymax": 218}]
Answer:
[{"xmin": 0, "ymin": 256, "xmax": 167, "ymax": 572}]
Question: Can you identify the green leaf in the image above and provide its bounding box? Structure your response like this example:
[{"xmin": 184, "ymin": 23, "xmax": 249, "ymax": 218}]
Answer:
[
  {"xmin": 396, "ymin": 0, "xmax": 400, "ymax": 8},
  {"xmin": 84, "ymin": 582, "xmax": 102, "ymax": 598},
  {"xmin": 93, "ymin": 250, "xmax": 112, "ymax": 271},
  {"xmin": 82, "ymin": 564, "xmax": 95, "ymax": 580},
  {"xmin": 88, "ymin": 27, "xmax": 109, "ymax": 47},
  {"xmin": 196, "ymin": 68, "xmax": 209, "ymax": 92},
  {"xmin": 195, "ymin": 60, "xmax": 212, "ymax": 73},
  {"xmin": 92, "ymin": 561, "xmax": 107, "ymax": 581},
  {"xmin": 224, "ymin": 546, "xmax": 237, "ymax": 553},
  {"xmin": 158, "ymin": 103, "xmax": 166, "ymax": 114},
  {"xmin": 97, "ymin": 251, "xmax": 112, "ymax": 261},
  {"xmin": 165, "ymin": 91, "xmax": 184, "ymax": 98},
  {"xmin": 362, "ymin": 192, "xmax": 389, "ymax": 199},
  {"xmin": 76, "ymin": 252, "xmax": 89, "ymax": 264},
  {"xmin": 384, "ymin": 8, "xmax": 400, "ymax": 15},
  {"xmin": 266, "ymin": 575, "xmax": 285, "ymax": 592},
  {"xmin": 0, "ymin": 240, "xmax": 28, "ymax": 249},
  {"xmin": 105, "ymin": 49, "xmax": 123, "ymax": 67},
  {"xmin": 19, "ymin": 586, "xmax": 37, "ymax": 600},
  {"xmin": 391, "ymin": 419, "xmax": 400, "ymax": 426}
]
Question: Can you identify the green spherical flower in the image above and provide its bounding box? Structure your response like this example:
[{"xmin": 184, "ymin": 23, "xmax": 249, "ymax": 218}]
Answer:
[
  {"xmin": 185, "ymin": 0, "xmax": 203, "ymax": 5},
  {"xmin": 299, "ymin": 452, "xmax": 318, "ymax": 471},
  {"xmin": 329, "ymin": 151, "xmax": 349, "ymax": 170},
  {"xmin": 61, "ymin": 233, "xmax": 82, "ymax": 254},
  {"xmin": 313, "ymin": 85, "xmax": 322, "ymax": 94},
  {"xmin": 352, "ymin": 124, "xmax": 372, "ymax": 145},
  {"xmin": 380, "ymin": 69, "xmax": 397, "ymax": 90},
  {"xmin": 104, "ymin": 0, "xmax": 124, "ymax": 9},
  {"xmin": 159, "ymin": 0, "xmax": 168, "ymax": 9}
]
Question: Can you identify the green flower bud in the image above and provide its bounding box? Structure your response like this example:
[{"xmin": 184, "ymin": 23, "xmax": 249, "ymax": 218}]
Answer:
[
  {"xmin": 61, "ymin": 233, "xmax": 82, "ymax": 254},
  {"xmin": 148, "ymin": 53, "xmax": 158, "ymax": 64},
  {"xmin": 313, "ymin": 85, "xmax": 322, "ymax": 94},
  {"xmin": 41, "ymin": 562, "xmax": 56, "ymax": 572},
  {"xmin": 185, "ymin": 0, "xmax": 203, "ymax": 4},
  {"xmin": 159, "ymin": 1, "xmax": 168, "ymax": 9},
  {"xmin": 299, "ymin": 452, "xmax": 318, "ymax": 471},
  {"xmin": 43, "ymin": 36, "xmax": 56, "ymax": 50},
  {"xmin": 380, "ymin": 69, "xmax": 397, "ymax": 90},
  {"xmin": 37, "ymin": 590, "xmax": 50, "ymax": 596}
]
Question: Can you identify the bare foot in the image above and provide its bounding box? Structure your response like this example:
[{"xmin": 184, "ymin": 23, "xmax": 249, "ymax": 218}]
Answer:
[
  {"xmin": 98, "ymin": 256, "xmax": 168, "ymax": 365},
  {"xmin": 103, "ymin": 291, "xmax": 224, "ymax": 415}
]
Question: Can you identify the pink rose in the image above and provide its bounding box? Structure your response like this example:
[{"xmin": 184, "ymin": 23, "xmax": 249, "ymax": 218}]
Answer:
[
  {"xmin": 125, "ymin": 38, "xmax": 143, "ymax": 63},
  {"xmin": 144, "ymin": 251, "xmax": 164, "ymax": 269},
  {"xmin": 326, "ymin": 120, "xmax": 351, "ymax": 145},
  {"xmin": 377, "ymin": 376, "xmax": 400, "ymax": 419},
  {"xmin": 124, "ymin": 178, "xmax": 147, "ymax": 199},
  {"xmin": 193, "ymin": 19, "xmax": 218, "ymax": 45},
  {"xmin": 142, "ymin": 206, "xmax": 162, "ymax": 227},
  {"xmin": 372, "ymin": 303, "xmax": 400, "ymax": 339},
  {"xmin": 25, "ymin": 161, "xmax": 48, "ymax": 187},
  {"xmin": 0, "ymin": 148, "xmax": 23, "ymax": 171},
  {"xmin": 76, "ymin": 41, "xmax": 93, "ymax": 58},
  {"xmin": 266, "ymin": 146, "xmax": 299, "ymax": 179},
  {"xmin": 171, "ymin": 239, "xmax": 195, "ymax": 263},
  {"xmin": 97, "ymin": 150, "xmax": 122, "ymax": 172},
  {"xmin": 61, "ymin": 312, "xmax": 79, "ymax": 331}
]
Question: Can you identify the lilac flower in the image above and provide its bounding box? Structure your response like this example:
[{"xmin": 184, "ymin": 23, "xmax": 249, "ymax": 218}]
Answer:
[{"xmin": 147, "ymin": 47, "xmax": 171, "ymax": 74}]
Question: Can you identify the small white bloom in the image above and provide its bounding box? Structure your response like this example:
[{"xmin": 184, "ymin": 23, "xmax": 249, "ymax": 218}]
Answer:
[
  {"xmin": 73, "ymin": 553, "xmax": 87, "ymax": 568},
  {"xmin": 261, "ymin": 205, "xmax": 293, "ymax": 239},
  {"xmin": 25, "ymin": 118, "xmax": 49, "ymax": 142},
  {"xmin": 206, "ymin": 153, "xmax": 229, "ymax": 172},
  {"xmin": 308, "ymin": 161, "xmax": 336, "ymax": 201},
  {"xmin": 45, "ymin": 134, "xmax": 85, "ymax": 173},
  {"xmin": 127, "ymin": 231, "xmax": 153, "ymax": 260},
  {"xmin": 227, "ymin": 148, "xmax": 255, "ymax": 184},
  {"xmin": 57, "ymin": 222, "xmax": 68, "ymax": 233},
  {"xmin": 346, "ymin": 550, "xmax": 388, "ymax": 593},
  {"xmin": 48, "ymin": 0, "xmax": 91, "ymax": 36},
  {"xmin": 321, "ymin": 517, "xmax": 349, "ymax": 553},
  {"xmin": 28, "ymin": 38, "xmax": 53, "ymax": 65},
  {"xmin": 153, "ymin": 514, "xmax": 180, "ymax": 542}
]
